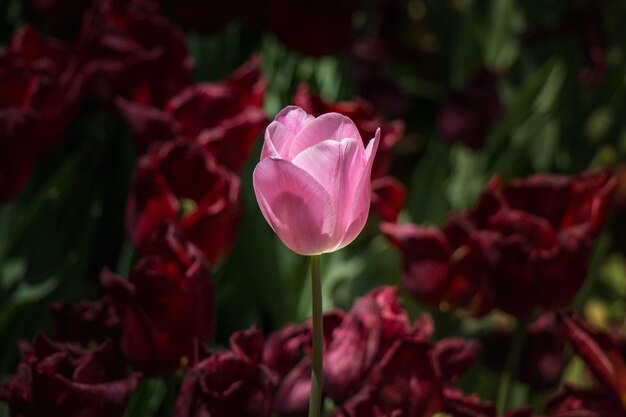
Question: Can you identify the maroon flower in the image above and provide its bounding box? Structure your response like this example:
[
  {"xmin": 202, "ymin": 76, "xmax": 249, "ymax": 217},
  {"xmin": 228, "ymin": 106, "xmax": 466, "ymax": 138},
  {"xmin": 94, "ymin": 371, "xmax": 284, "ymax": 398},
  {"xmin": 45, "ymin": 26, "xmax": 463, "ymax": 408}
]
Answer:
[
  {"xmin": 371, "ymin": 176, "xmax": 406, "ymax": 223},
  {"xmin": 383, "ymin": 170, "xmax": 616, "ymax": 317},
  {"xmin": 20, "ymin": 0, "xmax": 93, "ymax": 40},
  {"xmin": 253, "ymin": 286, "xmax": 483, "ymax": 417},
  {"xmin": 324, "ymin": 286, "xmax": 419, "ymax": 403},
  {"xmin": 266, "ymin": 0, "xmax": 361, "ymax": 56},
  {"xmin": 264, "ymin": 311, "xmax": 345, "ymax": 416},
  {"xmin": 0, "ymin": 26, "xmax": 81, "ymax": 202},
  {"xmin": 102, "ymin": 225, "xmax": 215, "ymax": 375},
  {"xmin": 437, "ymin": 67, "xmax": 503, "ymax": 150},
  {"xmin": 2, "ymin": 333, "xmax": 140, "ymax": 417},
  {"xmin": 51, "ymin": 296, "xmax": 121, "ymax": 345},
  {"xmin": 335, "ymin": 339, "xmax": 490, "ymax": 417},
  {"xmin": 174, "ymin": 327, "xmax": 278, "ymax": 417},
  {"xmin": 545, "ymin": 311, "xmax": 626, "ymax": 416},
  {"xmin": 76, "ymin": 0, "xmax": 192, "ymax": 105},
  {"xmin": 293, "ymin": 84, "xmax": 404, "ymax": 179},
  {"xmin": 126, "ymin": 140, "xmax": 242, "ymax": 265},
  {"xmin": 118, "ymin": 55, "xmax": 267, "ymax": 169}
]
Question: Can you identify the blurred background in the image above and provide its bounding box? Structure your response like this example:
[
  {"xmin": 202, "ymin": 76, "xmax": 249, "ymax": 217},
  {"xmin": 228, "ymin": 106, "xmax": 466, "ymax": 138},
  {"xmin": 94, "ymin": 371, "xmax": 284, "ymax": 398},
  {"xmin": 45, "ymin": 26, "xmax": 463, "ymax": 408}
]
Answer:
[{"xmin": 1, "ymin": 0, "xmax": 626, "ymax": 416}]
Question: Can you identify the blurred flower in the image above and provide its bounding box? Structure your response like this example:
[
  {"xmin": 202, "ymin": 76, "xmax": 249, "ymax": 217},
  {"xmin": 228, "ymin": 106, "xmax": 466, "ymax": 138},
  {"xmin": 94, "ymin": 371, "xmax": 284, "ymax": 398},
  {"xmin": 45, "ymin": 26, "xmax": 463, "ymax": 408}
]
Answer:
[
  {"xmin": 383, "ymin": 170, "xmax": 616, "ymax": 317},
  {"xmin": 253, "ymin": 106, "xmax": 380, "ymax": 255},
  {"xmin": 545, "ymin": 311, "xmax": 626, "ymax": 416},
  {"xmin": 523, "ymin": 1, "xmax": 607, "ymax": 87},
  {"xmin": 0, "ymin": 26, "xmax": 81, "ymax": 203},
  {"xmin": 266, "ymin": 0, "xmax": 361, "ymax": 56},
  {"xmin": 118, "ymin": 55, "xmax": 267, "ymax": 169},
  {"xmin": 264, "ymin": 286, "xmax": 484, "ymax": 417},
  {"xmin": 20, "ymin": 0, "xmax": 93, "ymax": 40},
  {"xmin": 1, "ymin": 333, "xmax": 140, "ymax": 417},
  {"xmin": 265, "ymin": 311, "xmax": 344, "ymax": 416},
  {"xmin": 51, "ymin": 296, "xmax": 121, "ymax": 345},
  {"xmin": 335, "ymin": 341, "xmax": 444, "ymax": 417},
  {"xmin": 293, "ymin": 85, "xmax": 405, "ymax": 179},
  {"xmin": 324, "ymin": 286, "xmax": 420, "ymax": 403},
  {"xmin": 437, "ymin": 67, "xmax": 503, "ymax": 150},
  {"xmin": 76, "ymin": 0, "xmax": 192, "ymax": 105},
  {"xmin": 102, "ymin": 225, "xmax": 215, "ymax": 375},
  {"xmin": 174, "ymin": 327, "xmax": 278, "ymax": 417},
  {"xmin": 371, "ymin": 176, "xmax": 406, "ymax": 223},
  {"xmin": 126, "ymin": 140, "xmax": 242, "ymax": 265},
  {"xmin": 351, "ymin": 37, "xmax": 415, "ymax": 119},
  {"xmin": 334, "ymin": 327, "xmax": 488, "ymax": 417}
]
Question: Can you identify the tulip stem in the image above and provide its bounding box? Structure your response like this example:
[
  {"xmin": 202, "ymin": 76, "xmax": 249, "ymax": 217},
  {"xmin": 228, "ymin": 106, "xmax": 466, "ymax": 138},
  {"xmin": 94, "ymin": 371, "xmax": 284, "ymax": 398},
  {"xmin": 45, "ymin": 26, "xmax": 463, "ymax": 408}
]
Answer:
[
  {"xmin": 308, "ymin": 254, "xmax": 323, "ymax": 417},
  {"xmin": 496, "ymin": 317, "xmax": 529, "ymax": 414}
]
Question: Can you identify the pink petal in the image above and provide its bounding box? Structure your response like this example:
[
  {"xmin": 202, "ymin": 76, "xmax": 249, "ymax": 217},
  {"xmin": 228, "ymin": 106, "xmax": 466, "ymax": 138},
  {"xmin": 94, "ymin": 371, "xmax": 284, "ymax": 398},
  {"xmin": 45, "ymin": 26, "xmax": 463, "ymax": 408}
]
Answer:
[
  {"xmin": 262, "ymin": 106, "xmax": 314, "ymax": 160},
  {"xmin": 275, "ymin": 105, "xmax": 315, "ymax": 135},
  {"xmin": 334, "ymin": 128, "xmax": 380, "ymax": 250},
  {"xmin": 291, "ymin": 138, "xmax": 363, "ymax": 247},
  {"xmin": 288, "ymin": 112, "xmax": 361, "ymax": 160},
  {"xmin": 253, "ymin": 158, "xmax": 336, "ymax": 255}
]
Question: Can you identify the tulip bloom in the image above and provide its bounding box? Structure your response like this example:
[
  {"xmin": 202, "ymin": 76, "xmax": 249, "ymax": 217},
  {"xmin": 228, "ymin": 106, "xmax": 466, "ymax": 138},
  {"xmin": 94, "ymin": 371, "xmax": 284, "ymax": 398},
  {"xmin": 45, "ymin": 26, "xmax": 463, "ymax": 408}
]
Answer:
[{"xmin": 253, "ymin": 106, "xmax": 380, "ymax": 256}]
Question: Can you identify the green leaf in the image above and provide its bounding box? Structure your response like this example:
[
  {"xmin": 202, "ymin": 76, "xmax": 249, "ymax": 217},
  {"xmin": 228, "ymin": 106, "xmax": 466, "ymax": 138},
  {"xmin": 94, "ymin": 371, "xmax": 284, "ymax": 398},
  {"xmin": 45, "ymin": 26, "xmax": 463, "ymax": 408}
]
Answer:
[
  {"xmin": 123, "ymin": 379, "xmax": 166, "ymax": 417},
  {"xmin": 407, "ymin": 139, "xmax": 450, "ymax": 226},
  {"xmin": 446, "ymin": 146, "xmax": 487, "ymax": 211},
  {"xmin": 0, "ymin": 277, "xmax": 58, "ymax": 335},
  {"xmin": 599, "ymin": 253, "xmax": 626, "ymax": 297},
  {"xmin": 484, "ymin": 0, "xmax": 523, "ymax": 68},
  {"xmin": 0, "ymin": 258, "xmax": 26, "ymax": 291}
]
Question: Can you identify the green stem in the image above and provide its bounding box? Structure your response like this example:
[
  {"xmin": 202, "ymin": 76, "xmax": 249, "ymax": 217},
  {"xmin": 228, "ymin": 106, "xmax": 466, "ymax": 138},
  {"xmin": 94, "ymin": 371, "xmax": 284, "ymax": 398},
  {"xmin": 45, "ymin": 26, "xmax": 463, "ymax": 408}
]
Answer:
[
  {"xmin": 496, "ymin": 317, "xmax": 529, "ymax": 414},
  {"xmin": 308, "ymin": 254, "xmax": 323, "ymax": 417}
]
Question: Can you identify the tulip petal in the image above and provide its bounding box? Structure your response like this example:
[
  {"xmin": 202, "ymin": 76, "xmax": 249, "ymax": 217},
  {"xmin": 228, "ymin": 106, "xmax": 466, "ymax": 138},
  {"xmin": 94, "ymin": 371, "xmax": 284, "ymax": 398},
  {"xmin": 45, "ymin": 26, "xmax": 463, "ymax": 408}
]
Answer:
[
  {"xmin": 261, "ymin": 106, "xmax": 315, "ymax": 160},
  {"xmin": 289, "ymin": 112, "xmax": 361, "ymax": 159},
  {"xmin": 291, "ymin": 138, "xmax": 363, "ymax": 246},
  {"xmin": 253, "ymin": 158, "xmax": 336, "ymax": 255},
  {"xmin": 275, "ymin": 105, "xmax": 315, "ymax": 135},
  {"xmin": 334, "ymin": 128, "xmax": 380, "ymax": 250}
]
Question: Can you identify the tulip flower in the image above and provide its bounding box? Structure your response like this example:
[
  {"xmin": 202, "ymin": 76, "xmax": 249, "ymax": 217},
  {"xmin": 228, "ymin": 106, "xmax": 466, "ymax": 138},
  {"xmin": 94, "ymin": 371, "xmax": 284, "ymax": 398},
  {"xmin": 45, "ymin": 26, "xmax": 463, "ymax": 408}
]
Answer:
[
  {"xmin": 253, "ymin": 106, "xmax": 379, "ymax": 417},
  {"xmin": 253, "ymin": 106, "xmax": 380, "ymax": 256}
]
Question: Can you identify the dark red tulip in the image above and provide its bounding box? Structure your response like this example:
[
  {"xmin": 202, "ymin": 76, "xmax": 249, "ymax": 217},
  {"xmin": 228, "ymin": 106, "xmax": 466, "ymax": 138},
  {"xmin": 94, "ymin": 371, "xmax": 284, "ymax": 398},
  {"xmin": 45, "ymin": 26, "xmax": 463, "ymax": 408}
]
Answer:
[
  {"xmin": 335, "ymin": 338, "xmax": 491, "ymax": 417},
  {"xmin": 538, "ymin": 311, "xmax": 626, "ymax": 416},
  {"xmin": 76, "ymin": 0, "xmax": 192, "ymax": 105},
  {"xmin": 383, "ymin": 170, "xmax": 616, "ymax": 317},
  {"xmin": 1, "ymin": 333, "xmax": 140, "ymax": 417},
  {"xmin": 118, "ymin": 55, "xmax": 267, "ymax": 169},
  {"xmin": 431, "ymin": 338, "xmax": 481, "ymax": 384},
  {"xmin": 437, "ymin": 67, "xmax": 503, "ymax": 150},
  {"xmin": 103, "ymin": 225, "xmax": 215, "ymax": 375},
  {"xmin": 174, "ymin": 327, "xmax": 278, "ymax": 417},
  {"xmin": 371, "ymin": 176, "xmax": 406, "ymax": 223},
  {"xmin": 126, "ymin": 140, "xmax": 242, "ymax": 265},
  {"xmin": 264, "ymin": 311, "xmax": 345, "ymax": 416},
  {"xmin": 266, "ymin": 0, "xmax": 361, "ymax": 56},
  {"xmin": 547, "ymin": 386, "xmax": 621, "ymax": 417},
  {"xmin": 20, "ymin": 0, "xmax": 93, "ymax": 40},
  {"xmin": 324, "ymin": 286, "xmax": 416, "ymax": 403},
  {"xmin": 0, "ymin": 26, "xmax": 81, "ymax": 202},
  {"xmin": 293, "ymin": 84, "xmax": 405, "ymax": 179},
  {"xmin": 51, "ymin": 296, "xmax": 121, "ymax": 345},
  {"xmin": 259, "ymin": 286, "xmax": 483, "ymax": 417}
]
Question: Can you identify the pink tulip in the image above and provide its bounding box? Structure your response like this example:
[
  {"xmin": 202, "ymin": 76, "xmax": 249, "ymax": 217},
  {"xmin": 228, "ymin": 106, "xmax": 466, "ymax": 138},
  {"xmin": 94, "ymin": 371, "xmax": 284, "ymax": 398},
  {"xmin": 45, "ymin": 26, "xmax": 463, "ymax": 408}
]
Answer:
[{"xmin": 254, "ymin": 106, "xmax": 380, "ymax": 255}]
